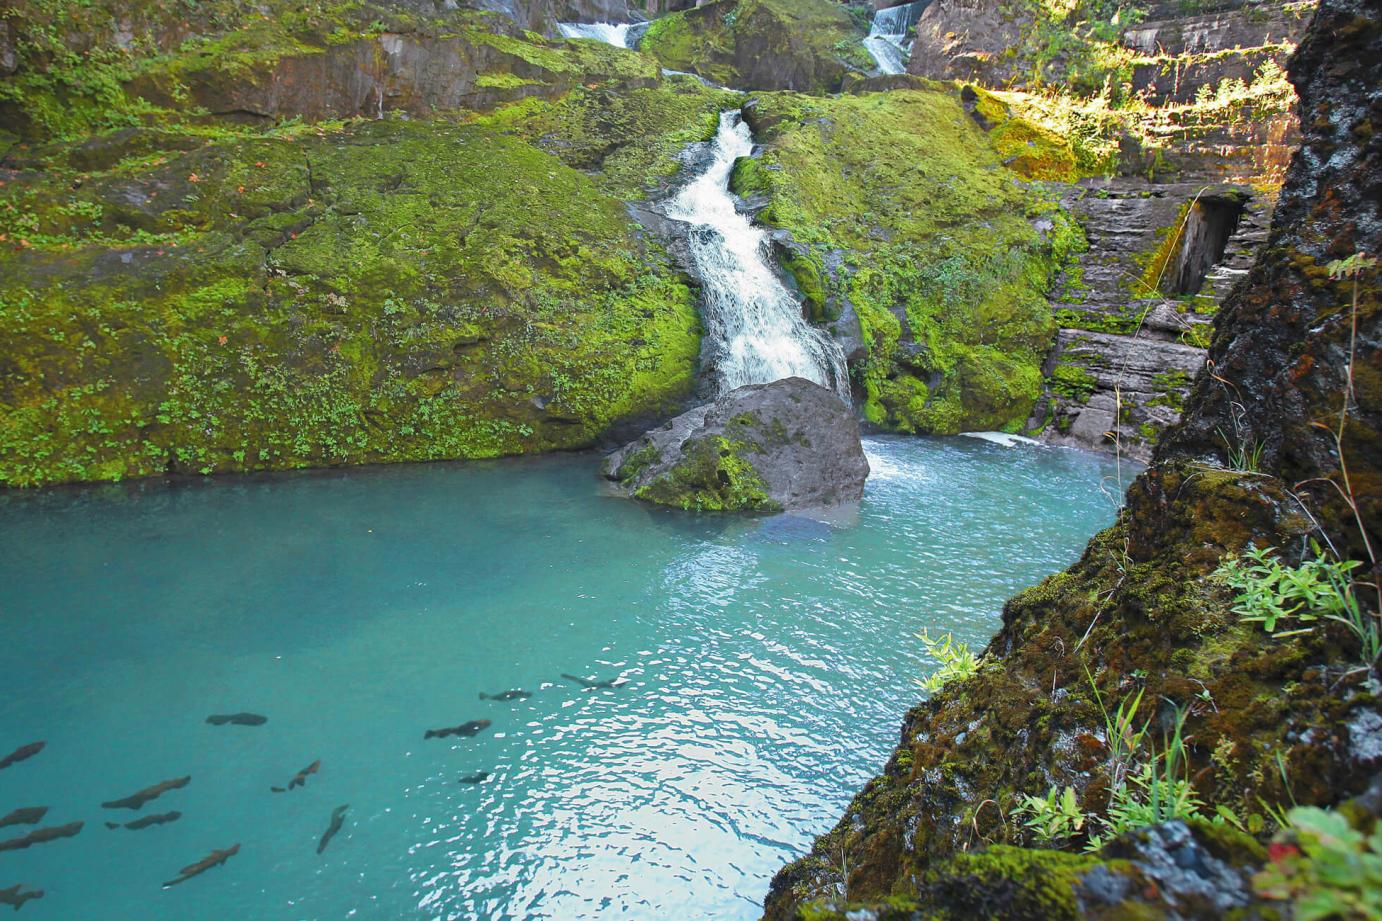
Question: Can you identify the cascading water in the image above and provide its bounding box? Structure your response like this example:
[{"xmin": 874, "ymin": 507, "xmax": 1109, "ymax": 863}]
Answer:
[
  {"xmin": 665, "ymin": 111, "xmax": 850, "ymax": 400},
  {"xmin": 863, "ymin": 1, "xmax": 927, "ymax": 75},
  {"xmin": 556, "ymin": 21, "xmax": 645, "ymax": 48}
]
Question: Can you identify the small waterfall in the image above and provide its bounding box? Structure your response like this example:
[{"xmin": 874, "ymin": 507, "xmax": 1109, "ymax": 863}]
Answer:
[
  {"xmin": 864, "ymin": 1, "xmax": 927, "ymax": 75},
  {"xmin": 557, "ymin": 21, "xmax": 642, "ymax": 48},
  {"xmin": 665, "ymin": 111, "xmax": 850, "ymax": 401}
]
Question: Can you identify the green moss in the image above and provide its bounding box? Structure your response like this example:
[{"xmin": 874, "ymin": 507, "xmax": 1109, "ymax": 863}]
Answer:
[
  {"xmin": 925, "ymin": 846, "xmax": 1119, "ymax": 920},
  {"xmin": 633, "ymin": 435, "xmax": 781, "ymax": 512},
  {"xmin": 474, "ymin": 77, "xmax": 737, "ymax": 199},
  {"xmin": 1050, "ymin": 362, "xmax": 1099, "ymax": 402},
  {"xmin": 779, "ymin": 249, "xmax": 831, "ymax": 322},
  {"xmin": 0, "ymin": 114, "xmax": 708, "ymax": 486},
  {"xmin": 639, "ymin": 0, "xmax": 867, "ymax": 93},
  {"xmin": 990, "ymin": 117, "xmax": 1079, "ymax": 181},
  {"xmin": 743, "ymin": 88, "xmax": 1063, "ymax": 434}
]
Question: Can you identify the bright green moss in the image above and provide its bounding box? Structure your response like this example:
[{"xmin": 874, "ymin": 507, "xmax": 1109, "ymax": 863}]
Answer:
[
  {"xmin": 0, "ymin": 113, "xmax": 707, "ymax": 487},
  {"xmin": 632, "ymin": 435, "xmax": 781, "ymax": 512},
  {"xmin": 474, "ymin": 77, "xmax": 738, "ymax": 199},
  {"xmin": 1050, "ymin": 362, "xmax": 1099, "ymax": 402},
  {"xmin": 745, "ymin": 88, "xmax": 1063, "ymax": 434}
]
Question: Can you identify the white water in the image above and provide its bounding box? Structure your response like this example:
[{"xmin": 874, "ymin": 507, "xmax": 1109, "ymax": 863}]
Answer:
[
  {"xmin": 665, "ymin": 111, "xmax": 850, "ymax": 399},
  {"xmin": 557, "ymin": 21, "xmax": 636, "ymax": 47},
  {"xmin": 864, "ymin": 1, "xmax": 926, "ymax": 75},
  {"xmin": 960, "ymin": 431, "xmax": 1044, "ymax": 448}
]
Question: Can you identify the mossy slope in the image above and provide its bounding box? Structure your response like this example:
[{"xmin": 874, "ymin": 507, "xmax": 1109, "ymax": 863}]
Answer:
[
  {"xmin": 737, "ymin": 88, "xmax": 1076, "ymax": 434},
  {"xmin": 0, "ymin": 70, "xmax": 735, "ymax": 486}
]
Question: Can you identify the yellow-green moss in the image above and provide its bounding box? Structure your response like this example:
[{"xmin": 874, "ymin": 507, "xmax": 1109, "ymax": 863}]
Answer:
[
  {"xmin": 0, "ymin": 113, "xmax": 708, "ymax": 486},
  {"xmin": 744, "ymin": 88, "xmax": 1065, "ymax": 433}
]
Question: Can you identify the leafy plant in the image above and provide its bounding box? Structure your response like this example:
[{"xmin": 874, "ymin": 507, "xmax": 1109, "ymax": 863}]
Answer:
[
  {"xmin": 1254, "ymin": 806, "xmax": 1382, "ymax": 921},
  {"xmin": 1088, "ymin": 704, "xmax": 1203, "ymax": 849},
  {"xmin": 1014, "ymin": 785, "xmax": 1085, "ymax": 843},
  {"xmin": 1215, "ymin": 544, "xmax": 1377, "ymax": 667},
  {"xmin": 915, "ymin": 629, "xmax": 980, "ymax": 692}
]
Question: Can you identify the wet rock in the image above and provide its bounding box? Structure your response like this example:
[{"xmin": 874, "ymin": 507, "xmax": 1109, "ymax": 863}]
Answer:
[{"xmin": 603, "ymin": 377, "xmax": 868, "ymax": 512}]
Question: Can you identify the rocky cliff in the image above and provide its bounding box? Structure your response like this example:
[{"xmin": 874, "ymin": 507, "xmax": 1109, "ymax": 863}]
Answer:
[
  {"xmin": 638, "ymin": 0, "xmax": 874, "ymax": 92},
  {"xmin": 764, "ymin": 0, "xmax": 1380, "ymax": 917},
  {"xmin": 895, "ymin": 0, "xmax": 1311, "ymax": 455}
]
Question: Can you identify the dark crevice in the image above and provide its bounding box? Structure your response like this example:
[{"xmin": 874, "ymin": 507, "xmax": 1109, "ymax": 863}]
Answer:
[{"xmin": 1164, "ymin": 195, "xmax": 1245, "ymax": 296}]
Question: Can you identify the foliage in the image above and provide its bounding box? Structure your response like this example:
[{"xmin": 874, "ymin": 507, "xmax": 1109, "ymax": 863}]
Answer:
[
  {"xmin": 1254, "ymin": 807, "xmax": 1382, "ymax": 921},
  {"xmin": 1014, "ymin": 785, "xmax": 1085, "ymax": 843},
  {"xmin": 915, "ymin": 629, "xmax": 981, "ymax": 692},
  {"xmin": 1215, "ymin": 545, "xmax": 1377, "ymax": 667}
]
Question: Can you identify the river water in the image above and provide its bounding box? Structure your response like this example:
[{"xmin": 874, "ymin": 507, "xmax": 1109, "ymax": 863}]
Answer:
[{"xmin": 0, "ymin": 436, "xmax": 1127, "ymax": 919}]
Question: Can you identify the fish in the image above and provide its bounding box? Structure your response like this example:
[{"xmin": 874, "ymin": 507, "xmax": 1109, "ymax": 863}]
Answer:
[
  {"xmin": 161, "ymin": 844, "xmax": 240, "ymax": 889},
  {"xmin": 271, "ymin": 760, "xmax": 320, "ymax": 793},
  {"xmin": 0, "ymin": 822, "xmax": 83, "ymax": 853},
  {"xmin": 205, "ymin": 713, "xmax": 267, "ymax": 726},
  {"xmin": 479, "ymin": 690, "xmax": 531, "ymax": 702},
  {"xmin": 0, "ymin": 884, "xmax": 44, "ymax": 912},
  {"xmin": 0, "ymin": 808, "xmax": 47, "ymax": 830},
  {"xmin": 458, "ymin": 771, "xmax": 489, "ymax": 784},
  {"xmin": 316, "ymin": 805, "xmax": 348, "ymax": 855},
  {"xmin": 423, "ymin": 720, "xmax": 491, "ymax": 740},
  {"xmin": 0, "ymin": 743, "xmax": 43, "ymax": 771},
  {"xmin": 105, "ymin": 811, "xmax": 181, "ymax": 831},
  {"xmin": 101, "ymin": 775, "xmax": 191, "ymax": 810},
  {"xmin": 561, "ymin": 673, "xmax": 623, "ymax": 690}
]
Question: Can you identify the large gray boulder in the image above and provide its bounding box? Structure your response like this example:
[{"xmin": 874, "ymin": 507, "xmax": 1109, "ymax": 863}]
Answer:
[{"xmin": 602, "ymin": 377, "xmax": 869, "ymax": 512}]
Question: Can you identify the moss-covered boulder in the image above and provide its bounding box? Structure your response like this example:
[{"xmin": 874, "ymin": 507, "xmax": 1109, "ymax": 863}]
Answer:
[
  {"xmin": 638, "ymin": 0, "xmax": 872, "ymax": 93},
  {"xmin": 735, "ymin": 88, "xmax": 1074, "ymax": 435},
  {"xmin": 0, "ymin": 69, "xmax": 737, "ymax": 487},
  {"xmin": 602, "ymin": 377, "xmax": 869, "ymax": 512}
]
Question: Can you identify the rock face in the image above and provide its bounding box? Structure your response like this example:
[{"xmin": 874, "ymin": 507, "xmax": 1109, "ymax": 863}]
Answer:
[
  {"xmin": 912, "ymin": 0, "xmax": 1311, "ymax": 458},
  {"xmin": 1028, "ymin": 179, "xmax": 1276, "ymax": 460},
  {"xmin": 637, "ymin": 0, "xmax": 871, "ymax": 92},
  {"xmin": 764, "ymin": 0, "xmax": 1382, "ymax": 917},
  {"xmin": 602, "ymin": 377, "xmax": 869, "ymax": 512}
]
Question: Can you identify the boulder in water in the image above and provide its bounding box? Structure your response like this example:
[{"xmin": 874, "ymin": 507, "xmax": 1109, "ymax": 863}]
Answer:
[{"xmin": 602, "ymin": 378, "xmax": 869, "ymax": 512}]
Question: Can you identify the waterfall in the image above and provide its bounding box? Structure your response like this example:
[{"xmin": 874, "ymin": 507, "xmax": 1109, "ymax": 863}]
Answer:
[
  {"xmin": 557, "ymin": 21, "xmax": 644, "ymax": 48},
  {"xmin": 665, "ymin": 111, "xmax": 850, "ymax": 401},
  {"xmin": 863, "ymin": 1, "xmax": 927, "ymax": 76}
]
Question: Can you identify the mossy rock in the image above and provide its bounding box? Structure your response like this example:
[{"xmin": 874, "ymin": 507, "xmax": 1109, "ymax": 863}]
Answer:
[
  {"xmin": 603, "ymin": 377, "xmax": 869, "ymax": 513},
  {"xmin": 638, "ymin": 0, "xmax": 870, "ymax": 94},
  {"xmin": 0, "ymin": 104, "xmax": 726, "ymax": 486},
  {"xmin": 739, "ymin": 88, "xmax": 1068, "ymax": 434}
]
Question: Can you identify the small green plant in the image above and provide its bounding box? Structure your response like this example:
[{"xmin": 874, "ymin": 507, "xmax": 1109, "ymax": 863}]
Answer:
[
  {"xmin": 1088, "ymin": 705, "xmax": 1203, "ymax": 849},
  {"xmin": 1218, "ymin": 427, "xmax": 1265, "ymax": 472},
  {"xmin": 1215, "ymin": 544, "xmax": 1378, "ymax": 668},
  {"xmin": 1254, "ymin": 806, "xmax": 1382, "ymax": 921},
  {"xmin": 915, "ymin": 629, "xmax": 980, "ymax": 692},
  {"xmin": 1014, "ymin": 785, "xmax": 1085, "ymax": 843}
]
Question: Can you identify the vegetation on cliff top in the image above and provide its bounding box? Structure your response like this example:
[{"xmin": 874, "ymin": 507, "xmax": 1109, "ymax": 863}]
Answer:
[
  {"xmin": 639, "ymin": 0, "xmax": 872, "ymax": 93},
  {"xmin": 736, "ymin": 88, "xmax": 1075, "ymax": 434}
]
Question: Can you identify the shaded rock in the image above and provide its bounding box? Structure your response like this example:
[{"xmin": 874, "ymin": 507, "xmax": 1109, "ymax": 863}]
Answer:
[
  {"xmin": 602, "ymin": 377, "xmax": 868, "ymax": 512},
  {"xmin": 638, "ymin": 0, "xmax": 869, "ymax": 93}
]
